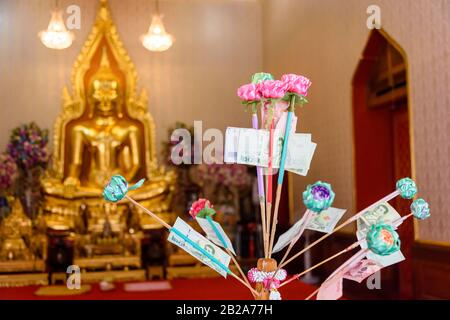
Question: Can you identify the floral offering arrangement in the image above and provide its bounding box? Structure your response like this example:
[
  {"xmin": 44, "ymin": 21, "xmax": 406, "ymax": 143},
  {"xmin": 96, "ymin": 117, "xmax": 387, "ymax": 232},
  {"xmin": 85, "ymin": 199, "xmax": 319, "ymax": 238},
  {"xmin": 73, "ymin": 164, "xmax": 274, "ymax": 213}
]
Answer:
[
  {"xmin": 103, "ymin": 72, "xmax": 430, "ymax": 300},
  {"xmin": 6, "ymin": 122, "xmax": 49, "ymax": 218},
  {"xmin": 0, "ymin": 153, "xmax": 17, "ymax": 193},
  {"xmin": 7, "ymin": 122, "xmax": 49, "ymax": 171}
]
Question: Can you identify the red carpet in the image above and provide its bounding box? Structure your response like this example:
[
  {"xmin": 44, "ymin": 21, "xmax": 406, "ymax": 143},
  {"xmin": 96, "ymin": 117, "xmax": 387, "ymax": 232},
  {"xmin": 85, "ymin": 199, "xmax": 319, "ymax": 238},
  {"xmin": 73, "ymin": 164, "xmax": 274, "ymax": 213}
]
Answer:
[{"xmin": 0, "ymin": 278, "xmax": 317, "ymax": 300}]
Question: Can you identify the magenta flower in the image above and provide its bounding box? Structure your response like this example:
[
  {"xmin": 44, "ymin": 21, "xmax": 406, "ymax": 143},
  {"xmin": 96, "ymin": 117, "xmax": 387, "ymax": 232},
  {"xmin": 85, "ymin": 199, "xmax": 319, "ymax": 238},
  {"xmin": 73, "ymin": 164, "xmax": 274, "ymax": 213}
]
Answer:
[
  {"xmin": 281, "ymin": 74, "xmax": 312, "ymax": 96},
  {"xmin": 258, "ymin": 80, "xmax": 288, "ymax": 99},
  {"xmin": 237, "ymin": 83, "xmax": 261, "ymax": 102}
]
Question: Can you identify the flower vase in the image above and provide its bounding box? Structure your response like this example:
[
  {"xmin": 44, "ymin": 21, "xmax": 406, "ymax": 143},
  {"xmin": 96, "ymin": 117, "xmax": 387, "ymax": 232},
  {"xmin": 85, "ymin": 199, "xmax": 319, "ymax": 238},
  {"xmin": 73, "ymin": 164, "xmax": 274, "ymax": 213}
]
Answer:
[
  {"xmin": 255, "ymin": 258, "xmax": 277, "ymax": 300},
  {"xmin": 16, "ymin": 168, "xmax": 43, "ymax": 220}
]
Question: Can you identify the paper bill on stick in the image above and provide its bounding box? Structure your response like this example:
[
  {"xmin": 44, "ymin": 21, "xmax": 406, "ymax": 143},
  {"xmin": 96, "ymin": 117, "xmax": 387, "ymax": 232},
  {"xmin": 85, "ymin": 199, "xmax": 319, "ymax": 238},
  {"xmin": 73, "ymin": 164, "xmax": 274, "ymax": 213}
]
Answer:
[
  {"xmin": 343, "ymin": 259, "xmax": 383, "ymax": 283},
  {"xmin": 306, "ymin": 207, "xmax": 347, "ymax": 234},
  {"xmin": 196, "ymin": 217, "xmax": 236, "ymax": 255},
  {"xmin": 228, "ymin": 126, "xmax": 316, "ymax": 176},
  {"xmin": 272, "ymin": 214, "xmax": 308, "ymax": 253},
  {"xmin": 168, "ymin": 218, "xmax": 231, "ymax": 278},
  {"xmin": 356, "ymin": 202, "xmax": 402, "ymax": 231},
  {"xmin": 317, "ymin": 275, "xmax": 343, "ymax": 300},
  {"xmin": 224, "ymin": 127, "xmax": 240, "ymax": 163}
]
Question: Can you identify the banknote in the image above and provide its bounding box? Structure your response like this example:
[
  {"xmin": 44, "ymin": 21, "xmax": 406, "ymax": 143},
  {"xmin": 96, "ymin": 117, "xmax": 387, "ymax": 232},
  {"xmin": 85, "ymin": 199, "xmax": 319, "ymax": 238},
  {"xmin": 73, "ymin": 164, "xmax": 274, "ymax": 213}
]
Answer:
[
  {"xmin": 272, "ymin": 214, "xmax": 307, "ymax": 253},
  {"xmin": 356, "ymin": 202, "xmax": 401, "ymax": 231},
  {"xmin": 317, "ymin": 275, "xmax": 343, "ymax": 300},
  {"xmin": 224, "ymin": 127, "xmax": 240, "ymax": 163},
  {"xmin": 343, "ymin": 259, "xmax": 383, "ymax": 283},
  {"xmin": 306, "ymin": 207, "xmax": 347, "ymax": 234},
  {"xmin": 196, "ymin": 217, "xmax": 236, "ymax": 255},
  {"xmin": 168, "ymin": 217, "xmax": 231, "ymax": 277},
  {"xmin": 229, "ymin": 127, "xmax": 316, "ymax": 175}
]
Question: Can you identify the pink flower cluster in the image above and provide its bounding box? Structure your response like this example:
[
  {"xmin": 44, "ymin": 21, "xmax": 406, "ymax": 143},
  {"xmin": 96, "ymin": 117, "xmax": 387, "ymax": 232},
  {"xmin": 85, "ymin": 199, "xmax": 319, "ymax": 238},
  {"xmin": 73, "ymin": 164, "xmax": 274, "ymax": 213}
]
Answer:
[
  {"xmin": 237, "ymin": 73, "xmax": 311, "ymax": 102},
  {"xmin": 189, "ymin": 198, "xmax": 212, "ymax": 218},
  {"xmin": 0, "ymin": 153, "xmax": 18, "ymax": 191},
  {"xmin": 281, "ymin": 74, "xmax": 312, "ymax": 97}
]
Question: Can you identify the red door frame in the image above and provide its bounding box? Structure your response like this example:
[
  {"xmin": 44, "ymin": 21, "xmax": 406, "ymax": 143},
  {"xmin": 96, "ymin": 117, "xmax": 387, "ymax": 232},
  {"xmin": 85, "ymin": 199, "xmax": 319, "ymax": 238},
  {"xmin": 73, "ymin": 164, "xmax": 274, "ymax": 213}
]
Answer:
[{"xmin": 352, "ymin": 30, "xmax": 414, "ymax": 299}]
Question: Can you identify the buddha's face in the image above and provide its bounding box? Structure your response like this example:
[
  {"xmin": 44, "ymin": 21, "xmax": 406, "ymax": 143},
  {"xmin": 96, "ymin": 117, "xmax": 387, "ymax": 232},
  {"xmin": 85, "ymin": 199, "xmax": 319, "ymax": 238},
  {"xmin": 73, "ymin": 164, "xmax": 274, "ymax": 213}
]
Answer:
[{"xmin": 92, "ymin": 78, "xmax": 119, "ymax": 115}]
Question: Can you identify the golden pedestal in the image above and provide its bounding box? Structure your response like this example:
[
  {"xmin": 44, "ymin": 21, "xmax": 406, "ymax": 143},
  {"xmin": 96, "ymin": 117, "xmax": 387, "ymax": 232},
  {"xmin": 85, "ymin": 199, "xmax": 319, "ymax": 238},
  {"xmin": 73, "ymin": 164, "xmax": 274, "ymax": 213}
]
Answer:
[{"xmin": 0, "ymin": 198, "xmax": 47, "ymax": 287}]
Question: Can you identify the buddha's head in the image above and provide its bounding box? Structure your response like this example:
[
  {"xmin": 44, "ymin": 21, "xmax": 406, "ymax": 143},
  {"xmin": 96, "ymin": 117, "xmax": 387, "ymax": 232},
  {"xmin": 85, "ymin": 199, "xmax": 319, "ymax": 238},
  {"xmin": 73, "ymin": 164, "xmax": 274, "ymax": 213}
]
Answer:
[{"xmin": 89, "ymin": 48, "xmax": 122, "ymax": 117}]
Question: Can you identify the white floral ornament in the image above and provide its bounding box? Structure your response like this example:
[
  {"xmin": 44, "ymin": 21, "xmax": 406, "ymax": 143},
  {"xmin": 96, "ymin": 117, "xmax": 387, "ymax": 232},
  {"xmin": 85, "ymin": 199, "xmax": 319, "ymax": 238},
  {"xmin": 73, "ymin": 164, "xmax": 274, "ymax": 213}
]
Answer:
[
  {"xmin": 247, "ymin": 268, "xmax": 287, "ymax": 283},
  {"xmin": 269, "ymin": 290, "xmax": 281, "ymax": 300}
]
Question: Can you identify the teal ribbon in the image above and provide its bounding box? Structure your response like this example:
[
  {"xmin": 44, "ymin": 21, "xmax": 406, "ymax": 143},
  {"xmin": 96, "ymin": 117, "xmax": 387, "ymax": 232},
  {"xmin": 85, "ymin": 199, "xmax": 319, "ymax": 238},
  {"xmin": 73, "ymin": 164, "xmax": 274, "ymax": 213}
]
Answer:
[
  {"xmin": 396, "ymin": 177, "xmax": 417, "ymax": 199},
  {"xmin": 170, "ymin": 227, "xmax": 230, "ymax": 274},
  {"xmin": 103, "ymin": 175, "xmax": 145, "ymax": 202},
  {"xmin": 251, "ymin": 72, "xmax": 274, "ymax": 84},
  {"xmin": 277, "ymin": 110, "xmax": 293, "ymax": 185},
  {"xmin": 411, "ymin": 198, "xmax": 430, "ymax": 220},
  {"xmin": 206, "ymin": 215, "xmax": 228, "ymax": 249},
  {"xmin": 302, "ymin": 181, "xmax": 335, "ymax": 213},
  {"xmin": 366, "ymin": 223, "xmax": 401, "ymax": 256}
]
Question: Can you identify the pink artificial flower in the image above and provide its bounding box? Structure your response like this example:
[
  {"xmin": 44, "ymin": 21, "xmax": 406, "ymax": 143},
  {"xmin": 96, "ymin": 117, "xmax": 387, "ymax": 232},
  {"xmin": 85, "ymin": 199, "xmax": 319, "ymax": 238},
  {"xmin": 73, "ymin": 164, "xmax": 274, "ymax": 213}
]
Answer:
[
  {"xmin": 237, "ymin": 83, "xmax": 261, "ymax": 102},
  {"xmin": 263, "ymin": 278, "xmax": 281, "ymax": 290},
  {"xmin": 281, "ymin": 73, "xmax": 312, "ymax": 96},
  {"xmin": 258, "ymin": 80, "xmax": 288, "ymax": 99},
  {"xmin": 247, "ymin": 268, "xmax": 259, "ymax": 283},
  {"xmin": 189, "ymin": 198, "xmax": 213, "ymax": 218}
]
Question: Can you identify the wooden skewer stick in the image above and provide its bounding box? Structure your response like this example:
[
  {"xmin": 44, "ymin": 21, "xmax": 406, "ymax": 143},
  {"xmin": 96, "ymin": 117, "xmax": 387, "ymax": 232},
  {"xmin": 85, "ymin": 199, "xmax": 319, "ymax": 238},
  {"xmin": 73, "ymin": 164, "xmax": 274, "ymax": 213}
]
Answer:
[
  {"xmin": 228, "ymin": 270, "xmax": 259, "ymax": 295},
  {"xmin": 125, "ymin": 195, "xmax": 258, "ymax": 296},
  {"xmin": 268, "ymin": 185, "xmax": 282, "ymax": 256},
  {"xmin": 273, "ymin": 209, "xmax": 315, "ymax": 278},
  {"xmin": 279, "ymin": 241, "xmax": 362, "ymax": 288},
  {"xmin": 305, "ymin": 248, "xmax": 369, "ymax": 300},
  {"xmin": 259, "ymin": 200, "xmax": 268, "ymax": 258},
  {"xmin": 125, "ymin": 195, "xmax": 171, "ymax": 229},
  {"xmin": 305, "ymin": 211, "xmax": 415, "ymax": 300},
  {"xmin": 305, "ymin": 287, "xmax": 319, "ymax": 300},
  {"xmin": 268, "ymin": 98, "xmax": 295, "ymax": 257},
  {"xmin": 226, "ymin": 249, "xmax": 256, "ymax": 298},
  {"xmin": 278, "ymin": 189, "xmax": 400, "ymax": 269},
  {"xmin": 251, "ymin": 110, "xmax": 269, "ymax": 259},
  {"xmin": 265, "ymin": 118, "xmax": 275, "ymax": 258}
]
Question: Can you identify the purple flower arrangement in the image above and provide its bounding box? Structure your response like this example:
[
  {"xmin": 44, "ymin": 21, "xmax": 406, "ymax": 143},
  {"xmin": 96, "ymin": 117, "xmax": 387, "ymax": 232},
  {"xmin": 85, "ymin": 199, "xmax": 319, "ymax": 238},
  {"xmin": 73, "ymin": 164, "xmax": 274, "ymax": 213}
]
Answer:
[
  {"xmin": 7, "ymin": 122, "xmax": 49, "ymax": 171},
  {"xmin": 0, "ymin": 153, "xmax": 18, "ymax": 192}
]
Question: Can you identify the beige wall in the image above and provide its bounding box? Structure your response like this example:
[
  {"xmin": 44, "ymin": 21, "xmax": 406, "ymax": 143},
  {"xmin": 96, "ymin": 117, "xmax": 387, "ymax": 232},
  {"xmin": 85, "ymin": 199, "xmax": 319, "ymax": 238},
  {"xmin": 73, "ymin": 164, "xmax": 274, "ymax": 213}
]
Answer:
[
  {"xmin": 0, "ymin": 0, "xmax": 262, "ymax": 157},
  {"xmin": 262, "ymin": 0, "xmax": 450, "ymax": 243},
  {"xmin": 1, "ymin": 0, "xmax": 449, "ymax": 243}
]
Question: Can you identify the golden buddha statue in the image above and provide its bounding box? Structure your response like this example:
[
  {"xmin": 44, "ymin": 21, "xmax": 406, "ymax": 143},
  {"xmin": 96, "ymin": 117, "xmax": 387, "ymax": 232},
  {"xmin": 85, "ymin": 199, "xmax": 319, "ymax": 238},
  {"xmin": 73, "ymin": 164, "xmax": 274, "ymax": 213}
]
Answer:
[
  {"xmin": 63, "ymin": 49, "xmax": 142, "ymax": 190},
  {"xmin": 42, "ymin": 0, "xmax": 175, "ymax": 278}
]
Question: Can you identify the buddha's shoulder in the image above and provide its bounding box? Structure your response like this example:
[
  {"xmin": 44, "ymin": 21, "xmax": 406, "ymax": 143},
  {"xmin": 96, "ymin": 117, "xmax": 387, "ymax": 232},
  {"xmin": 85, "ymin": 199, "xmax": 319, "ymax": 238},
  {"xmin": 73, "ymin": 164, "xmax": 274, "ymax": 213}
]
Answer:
[
  {"xmin": 70, "ymin": 121, "xmax": 95, "ymax": 132},
  {"xmin": 115, "ymin": 120, "xmax": 140, "ymax": 131}
]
